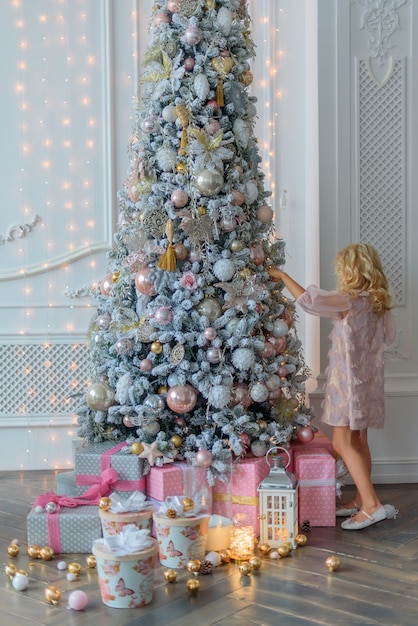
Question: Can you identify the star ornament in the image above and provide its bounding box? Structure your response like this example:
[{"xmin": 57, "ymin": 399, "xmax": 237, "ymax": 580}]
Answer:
[{"xmin": 138, "ymin": 441, "xmax": 164, "ymax": 466}]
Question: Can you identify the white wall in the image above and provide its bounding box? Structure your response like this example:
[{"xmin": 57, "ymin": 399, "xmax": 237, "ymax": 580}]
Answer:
[{"xmin": 0, "ymin": 0, "xmax": 416, "ymax": 482}]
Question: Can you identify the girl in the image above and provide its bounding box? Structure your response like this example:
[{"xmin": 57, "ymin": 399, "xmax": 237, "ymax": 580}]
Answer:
[{"xmin": 269, "ymin": 243, "xmax": 396, "ymax": 530}]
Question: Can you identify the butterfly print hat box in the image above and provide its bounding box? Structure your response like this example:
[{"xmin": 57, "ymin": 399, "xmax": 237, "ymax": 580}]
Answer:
[
  {"xmin": 92, "ymin": 524, "xmax": 158, "ymax": 609},
  {"xmin": 153, "ymin": 495, "xmax": 210, "ymax": 569},
  {"xmin": 98, "ymin": 492, "xmax": 153, "ymax": 540}
]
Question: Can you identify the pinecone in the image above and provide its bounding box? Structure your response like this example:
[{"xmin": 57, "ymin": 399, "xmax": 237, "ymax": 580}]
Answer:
[
  {"xmin": 301, "ymin": 520, "xmax": 311, "ymax": 533},
  {"xmin": 166, "ymin": 508, "xmax": 177, "ymax": 518},
  {"xmin": 199, "ymin": 560, "xmax": 213, "ymax": 575}
]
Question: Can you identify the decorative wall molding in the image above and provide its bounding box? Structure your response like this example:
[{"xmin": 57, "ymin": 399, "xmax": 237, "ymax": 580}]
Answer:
[
  {"xmin": 356, "ymin": 0, "xmax": 409, "ymax": 65},
  {"xmin": 0, "ymin": 214, "xmax": 42, "ymax": 246},
  {"xmin": 0, "ymin": 241, "xmax": 112, "ymax": 282}
]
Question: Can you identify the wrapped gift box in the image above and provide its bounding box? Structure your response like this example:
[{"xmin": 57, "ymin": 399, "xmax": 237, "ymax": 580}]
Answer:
[
  {"xmin": 74, "ymin": 441, "xmax": 146, "ymax": 499},
  {"xmin": 27, "ymin": 505, "xmax": 102, "ymax": 553},
  {"xmin": 145, "ymin": 463, "xmax": 187, "ymax": 501},
  {"xmin": 213, "ymin": 457, "xmax": 271, "ymax": 536},
  {"xmin": 56, "ymin": 470, "xmax": 78, "ymax": 497},
  {"xmin": 294, "ymin": 447, "xmax": 336, "ymax": 527},
  {"xmin": 290, "ymin": 430, "xmax": 333, "ymax": 455}
]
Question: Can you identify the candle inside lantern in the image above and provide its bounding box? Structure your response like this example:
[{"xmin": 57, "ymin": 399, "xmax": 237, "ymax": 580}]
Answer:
[
  {"xmin": 229, "ymin": 512, "xmax": 254, "ymax": 560},
  {"xmin": 206, "ymin": 515, "xmax": 231, "ymax": 552}
]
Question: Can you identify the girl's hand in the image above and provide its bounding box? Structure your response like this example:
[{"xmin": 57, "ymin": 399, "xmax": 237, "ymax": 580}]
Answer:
[{"xmin": 268, "ymin": 266, "xmax": 284, "ymax": 282}]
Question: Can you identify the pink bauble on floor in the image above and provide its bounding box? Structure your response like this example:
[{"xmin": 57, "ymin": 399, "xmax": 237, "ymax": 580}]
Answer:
[{"xmin": 68, "ymin": 590, "xmax": 89, "ymax": 611}]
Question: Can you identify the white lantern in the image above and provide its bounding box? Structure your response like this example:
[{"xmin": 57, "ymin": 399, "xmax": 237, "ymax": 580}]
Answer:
[{"xmin": 257, "ymin": 447, "xmax": 298, "ymax": 549}]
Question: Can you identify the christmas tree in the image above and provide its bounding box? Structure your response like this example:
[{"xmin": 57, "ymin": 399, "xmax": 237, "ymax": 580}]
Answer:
[{"xmin": 77, "ymin": 0, "xmax": 313, "ymax": 483}]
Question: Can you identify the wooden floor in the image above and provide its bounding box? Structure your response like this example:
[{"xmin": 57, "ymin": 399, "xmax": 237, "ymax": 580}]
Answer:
[{"xmin": 1, "ymin": 471, "xmax": 418, "ymax": 626}]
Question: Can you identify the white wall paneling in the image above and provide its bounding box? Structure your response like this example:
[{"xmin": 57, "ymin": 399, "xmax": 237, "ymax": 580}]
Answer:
[{"xmin": 0, "ymin": 0, "xmax": 141, "ymax": 469}]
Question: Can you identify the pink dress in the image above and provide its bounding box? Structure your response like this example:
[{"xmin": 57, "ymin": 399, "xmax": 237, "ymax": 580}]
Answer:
[{"xmin": 297, "ymin": 286, "xmax": 396, "ymax": 430}]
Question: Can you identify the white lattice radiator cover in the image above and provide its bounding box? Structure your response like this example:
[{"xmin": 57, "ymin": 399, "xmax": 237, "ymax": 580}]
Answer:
[{"xmin": 0, "ymin": 343, "xmax": 91, "ymax": 416}]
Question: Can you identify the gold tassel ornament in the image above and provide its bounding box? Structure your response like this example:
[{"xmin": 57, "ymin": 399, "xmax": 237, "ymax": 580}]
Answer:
[
  {"xmin": 158, "ymin": 219, "xmax": 177, "ymax": 272},
  {"xmin": 175, "ymin": 104, "xmax": 190, "ymax": 156}
]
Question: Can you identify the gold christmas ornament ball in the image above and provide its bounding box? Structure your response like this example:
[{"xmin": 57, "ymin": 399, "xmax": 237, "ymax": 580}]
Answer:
[
  {"xmin": 5, "ymin": 563, "xmax": 18, "ymax": 578},
  {"xmin": 249, "ymin": 556, "xmax": 262, "ymax": 571},
  {"xmin": 277, "ymin": 544, "xmax": 290, "ymax": 558},
  {"xmin": 239, "ymin": 70, "xmax": 253, "ymax": 86},
  {"xmin": 166, "ymin": 508, "xmax": 178, "ymax": 518},
  {"xmin": 239, "ymin": 268, "xmax": 252, "ymax": 280},
  {"xmin": 325, "ymin": 555, "xmax": 341, "ymax": 572},
  {"xmin": 295, "ymin": 533, "xmax": 308, "ymax": 547},
  {"xmin": 219, "ymin": 549, "xmax": 231, "ymax": 563},
  {"xmin": 283, "ymin": 541, "xmax": 293, "ymax": 552},
  {"xmin": 68, "ymin": 562, "xmax": 82, "ymax": 576},
  {"xmin": 158, "ymin": 385, "xmax": 169, "ymax": 394},
  {"xmin": 27, "ymin": 544, "xmax": 41, "ymax": 559},
  {"xmin": 170, "ymin": 434, "xmax": 183, "ymax": 448},
  {"xmin": 182, "ymin": 497, "xmax": 195, "ymax": 512},
  {"xmin": 7, "ymin": 544, "xmax": 20, "ymax": 557},
  {"xmin": 164, "ymin": 569, "xmax": 177, "ymax": 583},
  {"xmin": 111, "ymin": 271, "xmax": 120, "ymax": 282},
  {"xmin": 86, "ymin": 555, "xmax": 97, "ymax": 568},
  {"xmin": 256, "ymin": 419, "xmax": 268, "ymax": 432},
  {"xmin": 186, "ymin": 578, "xmax": 200, "ymax": 592},
  {"xmin": 150, "ymin": 340, "xmax": 163, "ymax": 354},
  {"xmin": 40, "ymin": 546, "xmax": 54, "ymax": 561},
  {"xmin": 174, "ymin": 242, "xmax": 189, "ymax": 260},
  {"xmin": 197, "ymin": 205, "xmax": 207, "ymax": 215},
  {"xmin": 239, "ymin": 562, "xmax": 252, "ymax": 576},
  {"xmin": 187, "ymin": 559, "xmax": 202, "ymax": 574},
  {"xmin": 131, "ymin": 442, "xmax": 144, "ymax": 455},
  {"xmin": 98, "ymin": 496, "xmax": 112, "ymax": 511},
  {"xmin": 176, "ymin": 162, "xmax": 187, "ymax": 174},
  {"xmin": 258, "ymin": 543, "xmax": 272, "ymax": 556},
  {"xmin": 45, "ymin": 585, "xmax": 62, "ymax": 605}
]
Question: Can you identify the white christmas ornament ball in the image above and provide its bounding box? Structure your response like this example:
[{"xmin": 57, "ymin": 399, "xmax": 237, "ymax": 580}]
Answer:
[
  {"xmin": 162, "ymin": 104, "xmax": 177, "ymax": 122},
  {"xmin": 205, "ymin": 551, "xmax": 222, "ymax": 567},
  {"xmin": 195, "ymin": 169, "xmax": 224, "ymax": 196},
  {"xmin": 213, "ymin": 258, "xmax": 235, "ymax": 281},
  {"xmin": 270, "ymin": 550, "xmax": 279, "ymax": 559},
  {"xmin": 251, "ymin": 440, "xmax": 269, "ymax": 457},
  {"xmin": 12, "ymin": 573, "xmax": 29, "ymax": 591},
  {"xmin": 272, "ymin": 319, "xmax": 289, "ymax": 337},
  {"xmin": 208, "ymin": 384, "xmax": 231, "ymax": 408},
  {"xmin": 250, "ymin": 382, "xmax": 269, "ymax": 403},
  {"xmin": 57, "ymin": 561, "xmax": 68, "ymax": 571},
  {"xmin": 244, "ymin": 180, "xmax": 258, "ymax": 204},
  {"xmin": 216, "ymin": 7, "xmax": 233, "ymax": 35},
  {"xmin": 232, "ymin": 347, "xmax": 255, "ymax": 371},
  {"xmin": 233, "ymin": 118, "xmax": 250, "ymax": 148}
]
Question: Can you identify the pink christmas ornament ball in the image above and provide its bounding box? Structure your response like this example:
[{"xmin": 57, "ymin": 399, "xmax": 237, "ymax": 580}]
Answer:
[
  {"xmin": 230, "ymin": 383, "xmax": 252, "ymax": 409},
  {"xmin": 231, "ymin": 190, "xmax": 245, "ymax": 206},
  {"xmin": 167, "ymin": 0, "xmax": 181, "ymax": 12},
  {"xmin": 256, "ymin": 205, "xmax": 274, "ymax": 223},
  {"xmin": 184, "ymin": 56, "xmax": 195, "ymax": 71},
  {"xmin": 166, "ymin": 385, "xmax": 198, "ymax": 414},
  {"xmin": 203, "ymin": 327, "xmax": 217, "ymax": 341},
  {"xmin": 249, "ymin": 244, "xmax": 265, "ymax": 266},
  {"xmin": 195, "ymin": 449, "xmax": 213, "ymax": 468},
  {"xmin": 171, "ymin": 189, "xmax": 189, "ymax": 208},
  {"xmin": 68, "ymin": 590, "xmax": 89, "ymax": 611},
  {"xmin": 154, "ymin": 306, "xmax": 173, "ymax": 325},
  {"xmin": 184, "ymin": 25, "xmax": 203, "ymax": 45},
  {"xmin": 205, "ymin": 119, "xmax": 221, "ymax": 136},
  {"xmin": 123, "ymin": 416, "xmax": 135, "ymax": 428},
  {"xmin": 207, "ymin": 99, "xmax": 219, "ymax": 112},
  {"xmin": 135, "ymin": 267, "xmax": 157, "ymax": 296},
  {"xmin": 297, "ymin": 426, "xmax": 315, "ymax": 444},
  {"xmin": 154, "ymin": 12, "xmax": 171, "ymax": 27},
  {"xmin": 139, "ymin": 358, "xmax": 153, "ymax": 372},
  {"xmin": 100, "ymin": 274, "xmax": 113, "ymax": 296}
]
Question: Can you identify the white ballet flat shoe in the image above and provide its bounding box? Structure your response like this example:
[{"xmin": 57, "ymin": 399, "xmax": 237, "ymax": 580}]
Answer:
[
  {"xmin": 341, "ymin": 505, "xmax": 387, "ymax": 530},
  {"xmin": 336, "ymin": 501, "xmax": 359, "ymax": 517}
]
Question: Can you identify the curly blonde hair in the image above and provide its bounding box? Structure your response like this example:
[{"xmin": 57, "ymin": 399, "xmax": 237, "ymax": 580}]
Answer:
[{"xmin": 334, "ymin": 243, "xmax": 393, "ymax": 315}]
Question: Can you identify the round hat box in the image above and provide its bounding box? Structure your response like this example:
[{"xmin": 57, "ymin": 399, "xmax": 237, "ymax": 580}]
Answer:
[
  {"xmin": 93, "ymin": 538, "xmax": 158, "ymax": 609},
  {"xmin": 152, "ymin": 512, "xmax": 210, "ymax": 569}
]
